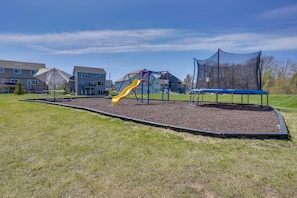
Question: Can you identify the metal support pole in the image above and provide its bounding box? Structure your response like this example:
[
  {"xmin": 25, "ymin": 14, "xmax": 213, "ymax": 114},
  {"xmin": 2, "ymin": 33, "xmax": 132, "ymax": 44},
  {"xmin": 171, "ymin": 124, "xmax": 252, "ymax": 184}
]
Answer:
[
  {"xmin": 147, "ymin": 71, "xmax": 150, "ymax": 104},
  {"xmin": 217, "ymin": 49, "xmax": 220, "ymax": 89}
]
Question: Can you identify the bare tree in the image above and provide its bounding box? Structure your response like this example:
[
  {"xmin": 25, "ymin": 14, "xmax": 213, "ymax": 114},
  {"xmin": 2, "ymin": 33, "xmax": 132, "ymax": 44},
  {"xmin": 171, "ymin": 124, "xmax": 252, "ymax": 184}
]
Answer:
[
  {"xmin": 276, "ymin": 59, "xmax": 295, "ymax": 80},
  {"xmin": 184, "ymin": 74, "xmax": 192, "ymax": 89},
  {"xmin": 290, "ymin": 60, "xmax": 297, "ymax": 74},
  {"xmin": 260, "ymin": 56, "xmax": 277, "ymax": 77}
]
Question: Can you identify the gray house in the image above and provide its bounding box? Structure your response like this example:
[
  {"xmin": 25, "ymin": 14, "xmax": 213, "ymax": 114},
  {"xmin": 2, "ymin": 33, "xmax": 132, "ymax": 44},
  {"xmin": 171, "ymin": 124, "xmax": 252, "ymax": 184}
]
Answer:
[
  {"xmin": 0, "ymin": 59, "xmax": 46, "ymax": 93},
  {"xmin": 105, "ymin": 79, "xmax": 114, "ymax": 91},
  {"xmin": 160, "ymin": 72, "xmax": 186, "ymax": 93},
  {"xmin": 72, "ymin": 66, "xmax": 106, "ymax": 95}
]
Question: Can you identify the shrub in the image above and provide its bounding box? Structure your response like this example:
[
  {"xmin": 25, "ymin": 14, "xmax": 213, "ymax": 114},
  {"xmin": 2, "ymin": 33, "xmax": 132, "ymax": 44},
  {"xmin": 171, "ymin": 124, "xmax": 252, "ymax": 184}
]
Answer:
[{"xmin": 14, "ymin": 82, "xmax": 26, "ymax": 95}]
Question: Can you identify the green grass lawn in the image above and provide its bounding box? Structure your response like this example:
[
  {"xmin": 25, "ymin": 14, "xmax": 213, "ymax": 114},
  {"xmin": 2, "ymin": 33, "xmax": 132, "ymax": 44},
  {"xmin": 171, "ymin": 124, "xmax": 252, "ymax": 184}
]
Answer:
[{"xmin": 0, "ymin": 93, "xmax": 297, "ymax": 197}]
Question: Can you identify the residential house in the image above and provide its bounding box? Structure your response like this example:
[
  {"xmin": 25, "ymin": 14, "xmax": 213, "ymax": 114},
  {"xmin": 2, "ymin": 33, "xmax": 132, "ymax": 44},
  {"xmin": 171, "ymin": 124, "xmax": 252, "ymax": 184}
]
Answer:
[
  {"xmin": 160, "ymin": 72, "xmax": 186, "ymax": 93},
  {"xmin": 105, "ymin": 79, "xmax": 113, "ymax": 91},
  {"xmin": 0, "ymin": 59, "xmax": 46, "ymax": 93},
  {"xmin": 72, "ymin": 66, "xmax": 106, "ymax": 95}
]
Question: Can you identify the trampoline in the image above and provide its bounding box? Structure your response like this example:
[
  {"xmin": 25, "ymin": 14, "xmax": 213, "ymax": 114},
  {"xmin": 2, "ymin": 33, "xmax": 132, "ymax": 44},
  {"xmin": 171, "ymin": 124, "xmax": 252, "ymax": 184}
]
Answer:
[
  {"xmin": 191, "ymin": 49, "xmax": 269, "ymax": 109},
  {"xmin": 190, "ymin": 88, "xmax": 269, "ymax": 108}
]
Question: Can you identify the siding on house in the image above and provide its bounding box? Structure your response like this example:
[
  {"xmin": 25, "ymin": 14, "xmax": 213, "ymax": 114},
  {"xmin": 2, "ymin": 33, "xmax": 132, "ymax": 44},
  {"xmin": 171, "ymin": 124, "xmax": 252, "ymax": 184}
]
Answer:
[
  {"xmin": 0, "ymin": 59, "xmax": 46, "ymax": 93},
  {"xmin": 161, "ymin": 72, "xmax": 186, "ymax": 93},
  {"xmin": 72, "ymin": 66, "xmax": 107, "ymax": 95},
  {"xmin": 105, "ymin": 79, "xmax": 113, "ymax": 91}
]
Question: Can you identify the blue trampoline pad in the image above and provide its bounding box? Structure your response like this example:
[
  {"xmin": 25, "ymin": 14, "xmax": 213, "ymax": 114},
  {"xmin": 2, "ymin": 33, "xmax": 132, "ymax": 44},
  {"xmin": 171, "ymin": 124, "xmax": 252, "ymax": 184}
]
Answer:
[{"xmin": 190, "ymin": 89, "xmax": 268, "ymax": 95}]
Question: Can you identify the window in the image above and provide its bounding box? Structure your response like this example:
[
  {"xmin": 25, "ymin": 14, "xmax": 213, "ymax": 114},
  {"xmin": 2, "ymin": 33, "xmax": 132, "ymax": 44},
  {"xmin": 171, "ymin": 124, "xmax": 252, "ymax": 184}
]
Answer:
[
  {"xmin": 0, "ymin": 68, "xmax": 4, "ymax": 73},
  {"xmin": 79, "ymin": 72, "xmax": 88, "ymax": 78},
  {"xmin": 97, "ymin": 81, "xmax": 104, "ymax": 86},
  {"xmin": 88, "ymin": 81, "xmax": 96, "ymax": 86},
  {"xmin": 31, "ymin": 70, "xmax": 38, "ymax": 75},
  {"xmin": 13, "ymin": 69, "xmax": 21, "ymax": 74},
  {"xmin": 93, "ymin": 73, "xmax": 103, "ymax": 78},
  {"xmin": 27, "ymin": 79, "xmax": 39, "ymax": 85},
  {"xmin": 10, "ymin": 79, "xmax": 19, "ymax": 84}
]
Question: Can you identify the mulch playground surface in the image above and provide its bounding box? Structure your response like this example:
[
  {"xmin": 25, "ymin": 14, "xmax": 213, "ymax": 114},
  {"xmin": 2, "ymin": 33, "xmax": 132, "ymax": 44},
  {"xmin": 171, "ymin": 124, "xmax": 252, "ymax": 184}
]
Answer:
[{"xmin": 60, "ymin": 98, "xmax": 281, "ymax": 134}]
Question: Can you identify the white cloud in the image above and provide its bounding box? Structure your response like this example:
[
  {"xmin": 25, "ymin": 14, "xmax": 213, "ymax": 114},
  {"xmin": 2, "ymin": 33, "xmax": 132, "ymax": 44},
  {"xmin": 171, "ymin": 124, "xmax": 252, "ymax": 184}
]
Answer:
[
  {"xmin": 259, "ymin": 4, "xmax": 297, "ymax": 20},
  {"xmin": 0, "ymin": 29, "xmax": 297, "ymax": 54}
]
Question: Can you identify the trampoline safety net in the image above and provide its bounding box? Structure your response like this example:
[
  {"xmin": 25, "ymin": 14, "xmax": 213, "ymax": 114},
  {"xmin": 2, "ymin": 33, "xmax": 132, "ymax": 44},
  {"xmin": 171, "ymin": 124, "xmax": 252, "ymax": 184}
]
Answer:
[{"xmin": 193, "ymin": 49, "xmax": 262, "ymax": 90}]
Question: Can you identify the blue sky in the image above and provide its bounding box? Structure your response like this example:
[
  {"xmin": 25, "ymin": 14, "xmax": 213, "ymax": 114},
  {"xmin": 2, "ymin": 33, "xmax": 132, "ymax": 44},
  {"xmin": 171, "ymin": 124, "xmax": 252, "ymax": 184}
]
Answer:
[{"xmin": 1, "ymin": 0, "xmax": 297, "ymax": 81}]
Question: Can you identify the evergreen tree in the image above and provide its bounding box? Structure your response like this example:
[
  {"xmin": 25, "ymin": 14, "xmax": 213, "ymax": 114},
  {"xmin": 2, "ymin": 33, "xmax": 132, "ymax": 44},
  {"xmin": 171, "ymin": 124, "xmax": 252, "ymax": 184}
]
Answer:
[{"xmin": 14, "ymin": 81, "xmax": 26, "ymax": 95}]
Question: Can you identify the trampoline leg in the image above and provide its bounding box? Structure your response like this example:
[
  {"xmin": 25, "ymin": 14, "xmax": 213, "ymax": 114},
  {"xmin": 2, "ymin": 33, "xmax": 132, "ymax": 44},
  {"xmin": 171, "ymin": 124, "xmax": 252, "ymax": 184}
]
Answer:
[
  {"xmin": 247, "ymin": 94, "xmax": 249, "ymax": 104},
  {"xmin": 190, "ymin": 94, "xmax": 194, "ymax": 105},
  {"xmin": 241, "ymin": 94, "xmax": 243, "ymax": 109}
]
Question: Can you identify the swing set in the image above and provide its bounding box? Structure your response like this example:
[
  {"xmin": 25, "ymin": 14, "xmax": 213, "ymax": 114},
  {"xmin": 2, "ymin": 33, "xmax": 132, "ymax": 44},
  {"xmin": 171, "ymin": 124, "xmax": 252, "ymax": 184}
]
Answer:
[{"xmin": 116, "ymin": 69, "xmax": 171, "ymax": 104}]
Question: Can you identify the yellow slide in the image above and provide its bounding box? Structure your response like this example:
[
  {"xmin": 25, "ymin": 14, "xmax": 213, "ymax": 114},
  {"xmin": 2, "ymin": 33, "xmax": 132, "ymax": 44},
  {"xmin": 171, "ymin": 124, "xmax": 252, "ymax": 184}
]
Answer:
[{"xmin": 111, "ymin": 79, "xmax": 144, "ymax": 106}]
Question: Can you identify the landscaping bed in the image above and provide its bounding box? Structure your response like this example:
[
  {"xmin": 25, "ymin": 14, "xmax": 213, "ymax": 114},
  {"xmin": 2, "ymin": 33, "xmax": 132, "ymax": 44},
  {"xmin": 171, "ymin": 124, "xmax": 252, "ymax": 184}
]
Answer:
[{"xmin": 60, "ymin": 98, "xmax": 282, "ymax": 134}]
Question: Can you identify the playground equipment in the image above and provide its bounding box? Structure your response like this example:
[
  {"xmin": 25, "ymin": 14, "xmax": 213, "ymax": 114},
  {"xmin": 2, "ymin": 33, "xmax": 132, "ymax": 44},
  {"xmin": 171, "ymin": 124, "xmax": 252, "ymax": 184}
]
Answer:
[
  {"xmin": 114, "ymin": 69, "xmax": 171, "ymax": 105},
  {"xmin": 111, "ymin": 79, "xmax": 144, "ymax": 106},
  {"xmin": 191, "ymin": 49, "xmax": 269, "ymax": 108}
]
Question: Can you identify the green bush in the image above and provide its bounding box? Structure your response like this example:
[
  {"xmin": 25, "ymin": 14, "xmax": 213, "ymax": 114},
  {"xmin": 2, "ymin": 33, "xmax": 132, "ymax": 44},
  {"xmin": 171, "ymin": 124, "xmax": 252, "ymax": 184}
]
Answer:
[{"xmin": 109, "ymin": 90, "xmax": 116, "ymax": 96}]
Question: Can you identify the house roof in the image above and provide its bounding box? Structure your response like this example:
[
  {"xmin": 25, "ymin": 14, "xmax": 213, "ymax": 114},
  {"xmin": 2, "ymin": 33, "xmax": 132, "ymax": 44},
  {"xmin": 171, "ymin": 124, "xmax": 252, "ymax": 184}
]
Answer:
[
  {"xmin": 0, "ymin": 59, "xmax": 45, "ymax": 70},
  {"xmin": 73, "ymin": 66, "xmax": 106, "ymax": 74}
]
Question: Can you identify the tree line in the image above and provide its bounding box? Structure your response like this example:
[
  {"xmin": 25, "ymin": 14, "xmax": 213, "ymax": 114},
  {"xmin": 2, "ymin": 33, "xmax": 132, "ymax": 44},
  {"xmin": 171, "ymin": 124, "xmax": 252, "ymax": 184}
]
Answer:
[
  {"xmin": 183, "ymin": 56, "xmax": 297, "ymax": 94},
  {"xmin": 261, "ymin": 56, "xmax": 297, "ymax": 94}
]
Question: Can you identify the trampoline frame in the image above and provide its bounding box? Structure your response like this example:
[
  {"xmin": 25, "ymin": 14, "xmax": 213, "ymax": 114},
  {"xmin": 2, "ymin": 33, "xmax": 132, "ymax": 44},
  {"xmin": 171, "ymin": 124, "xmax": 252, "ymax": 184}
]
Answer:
[{"xmin": 190, "ymin": 88, "xmax": 269, "ymax": 109}]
